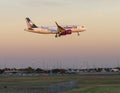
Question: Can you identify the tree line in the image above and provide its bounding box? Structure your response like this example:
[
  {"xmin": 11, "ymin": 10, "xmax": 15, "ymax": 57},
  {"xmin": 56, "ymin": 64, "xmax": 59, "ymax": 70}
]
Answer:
[{"xmin": 0, "ymin": 67, "xmax": 120, "ymax": 74}]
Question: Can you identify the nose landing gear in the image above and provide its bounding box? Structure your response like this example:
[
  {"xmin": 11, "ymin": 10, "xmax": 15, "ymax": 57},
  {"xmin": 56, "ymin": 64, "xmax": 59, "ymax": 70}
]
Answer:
[{"xmin": 77, "ymin": 32, "xmax": 80, "ymax": 36}]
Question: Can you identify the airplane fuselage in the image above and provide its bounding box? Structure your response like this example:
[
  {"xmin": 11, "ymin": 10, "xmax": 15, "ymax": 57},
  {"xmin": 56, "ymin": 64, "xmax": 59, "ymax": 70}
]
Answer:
[
  {"xmin": 26, "ymin": 25, "xmax": 86, "ymax": 34},
  {"xmin": 25, "ymin": 17, "xmax": 86, "ymax": 37}
]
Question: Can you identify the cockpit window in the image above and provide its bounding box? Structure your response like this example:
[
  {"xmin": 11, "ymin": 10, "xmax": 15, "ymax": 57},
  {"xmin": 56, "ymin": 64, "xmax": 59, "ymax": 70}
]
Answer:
[{"xmin": 82, "ymin": 26, "xmax": 84, "ymax": 28}]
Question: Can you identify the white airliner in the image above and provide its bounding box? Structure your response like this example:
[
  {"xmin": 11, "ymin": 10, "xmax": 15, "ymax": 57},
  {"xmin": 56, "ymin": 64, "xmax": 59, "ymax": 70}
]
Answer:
[{"xmin": 24, "ymin": 17, "xmax": 86, "ymax": 37}]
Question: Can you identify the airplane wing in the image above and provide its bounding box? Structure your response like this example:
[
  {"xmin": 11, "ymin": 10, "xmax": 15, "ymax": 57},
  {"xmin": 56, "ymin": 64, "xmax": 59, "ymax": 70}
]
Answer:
[
  {"xmin": 55, "ymin": 22, "xmax": 73, "ymax": 37},
  {"xmin": 55, "ymin": 22, "xmax": 66, "ymax": 33}
]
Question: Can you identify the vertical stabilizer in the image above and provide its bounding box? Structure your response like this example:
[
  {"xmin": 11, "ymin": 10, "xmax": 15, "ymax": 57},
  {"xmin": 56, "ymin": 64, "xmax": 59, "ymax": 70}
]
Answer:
[{"xmin": 25, "ymin": 17, "xmax": 38, "ymax": 28}]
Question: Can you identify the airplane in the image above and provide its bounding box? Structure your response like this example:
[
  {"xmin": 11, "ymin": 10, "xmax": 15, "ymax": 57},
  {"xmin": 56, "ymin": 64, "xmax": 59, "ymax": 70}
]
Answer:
[{"xmin": 24, "ymin": 17, "xmax": 86, "ymax": 37}]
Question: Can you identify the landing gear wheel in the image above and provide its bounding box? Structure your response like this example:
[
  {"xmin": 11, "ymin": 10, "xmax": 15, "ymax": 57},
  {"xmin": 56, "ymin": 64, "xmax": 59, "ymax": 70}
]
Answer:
[{"xmin": 55, "ymin": 34, "xmax": 58, "ymax": 38}]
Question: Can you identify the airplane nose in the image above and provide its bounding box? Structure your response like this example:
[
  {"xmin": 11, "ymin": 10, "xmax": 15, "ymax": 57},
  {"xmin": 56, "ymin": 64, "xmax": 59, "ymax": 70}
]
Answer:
[{"xmin": 83, "ymin": 28, "xmax": 86, "ymax": 31}]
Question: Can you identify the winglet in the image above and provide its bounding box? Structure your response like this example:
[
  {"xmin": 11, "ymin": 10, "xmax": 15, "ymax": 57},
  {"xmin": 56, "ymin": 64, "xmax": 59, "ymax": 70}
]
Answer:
[{"xmin": 55, "ymin": 21, "xmax": 59, "ymax": 27}]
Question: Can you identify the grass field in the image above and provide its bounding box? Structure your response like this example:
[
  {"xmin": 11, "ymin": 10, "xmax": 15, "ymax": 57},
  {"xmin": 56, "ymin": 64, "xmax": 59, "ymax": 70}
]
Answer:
[{"xmin": 0, "ymin": 75, "xmax": 120, "ymax": 93}]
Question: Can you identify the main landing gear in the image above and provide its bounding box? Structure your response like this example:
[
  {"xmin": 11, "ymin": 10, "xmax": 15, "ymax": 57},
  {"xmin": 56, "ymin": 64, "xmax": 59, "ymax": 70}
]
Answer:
[
  {"xmin": 55, "ymin": 34, "xmax": 58, "ymax": 38},
  {"xmin": 55, "ymin": 33, "xmax": 60, "ymax": 38}
]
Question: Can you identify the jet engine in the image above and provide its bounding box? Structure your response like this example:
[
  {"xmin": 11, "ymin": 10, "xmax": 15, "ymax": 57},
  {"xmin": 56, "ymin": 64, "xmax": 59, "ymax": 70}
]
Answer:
[{"xmin": 59, "ymin": 30, "xmax": 72, "ymax": 36}]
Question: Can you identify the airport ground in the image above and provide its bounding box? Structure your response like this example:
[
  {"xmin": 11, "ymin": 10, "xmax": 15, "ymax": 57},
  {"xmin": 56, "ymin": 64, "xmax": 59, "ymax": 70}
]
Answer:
[{"xmin": 0, "ymin": 74, "xmax": 120, "ymax": 93}]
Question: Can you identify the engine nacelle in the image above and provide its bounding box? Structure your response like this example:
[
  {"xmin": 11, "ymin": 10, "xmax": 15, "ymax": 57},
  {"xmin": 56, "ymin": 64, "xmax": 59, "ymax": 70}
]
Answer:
[
  {"xmin": 60, "ymin": 30, "xmax": 72, "ymax": 36},
  {"xmin": 66, "ymin": 30, "xmax": 72, "ymax": 34}
]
